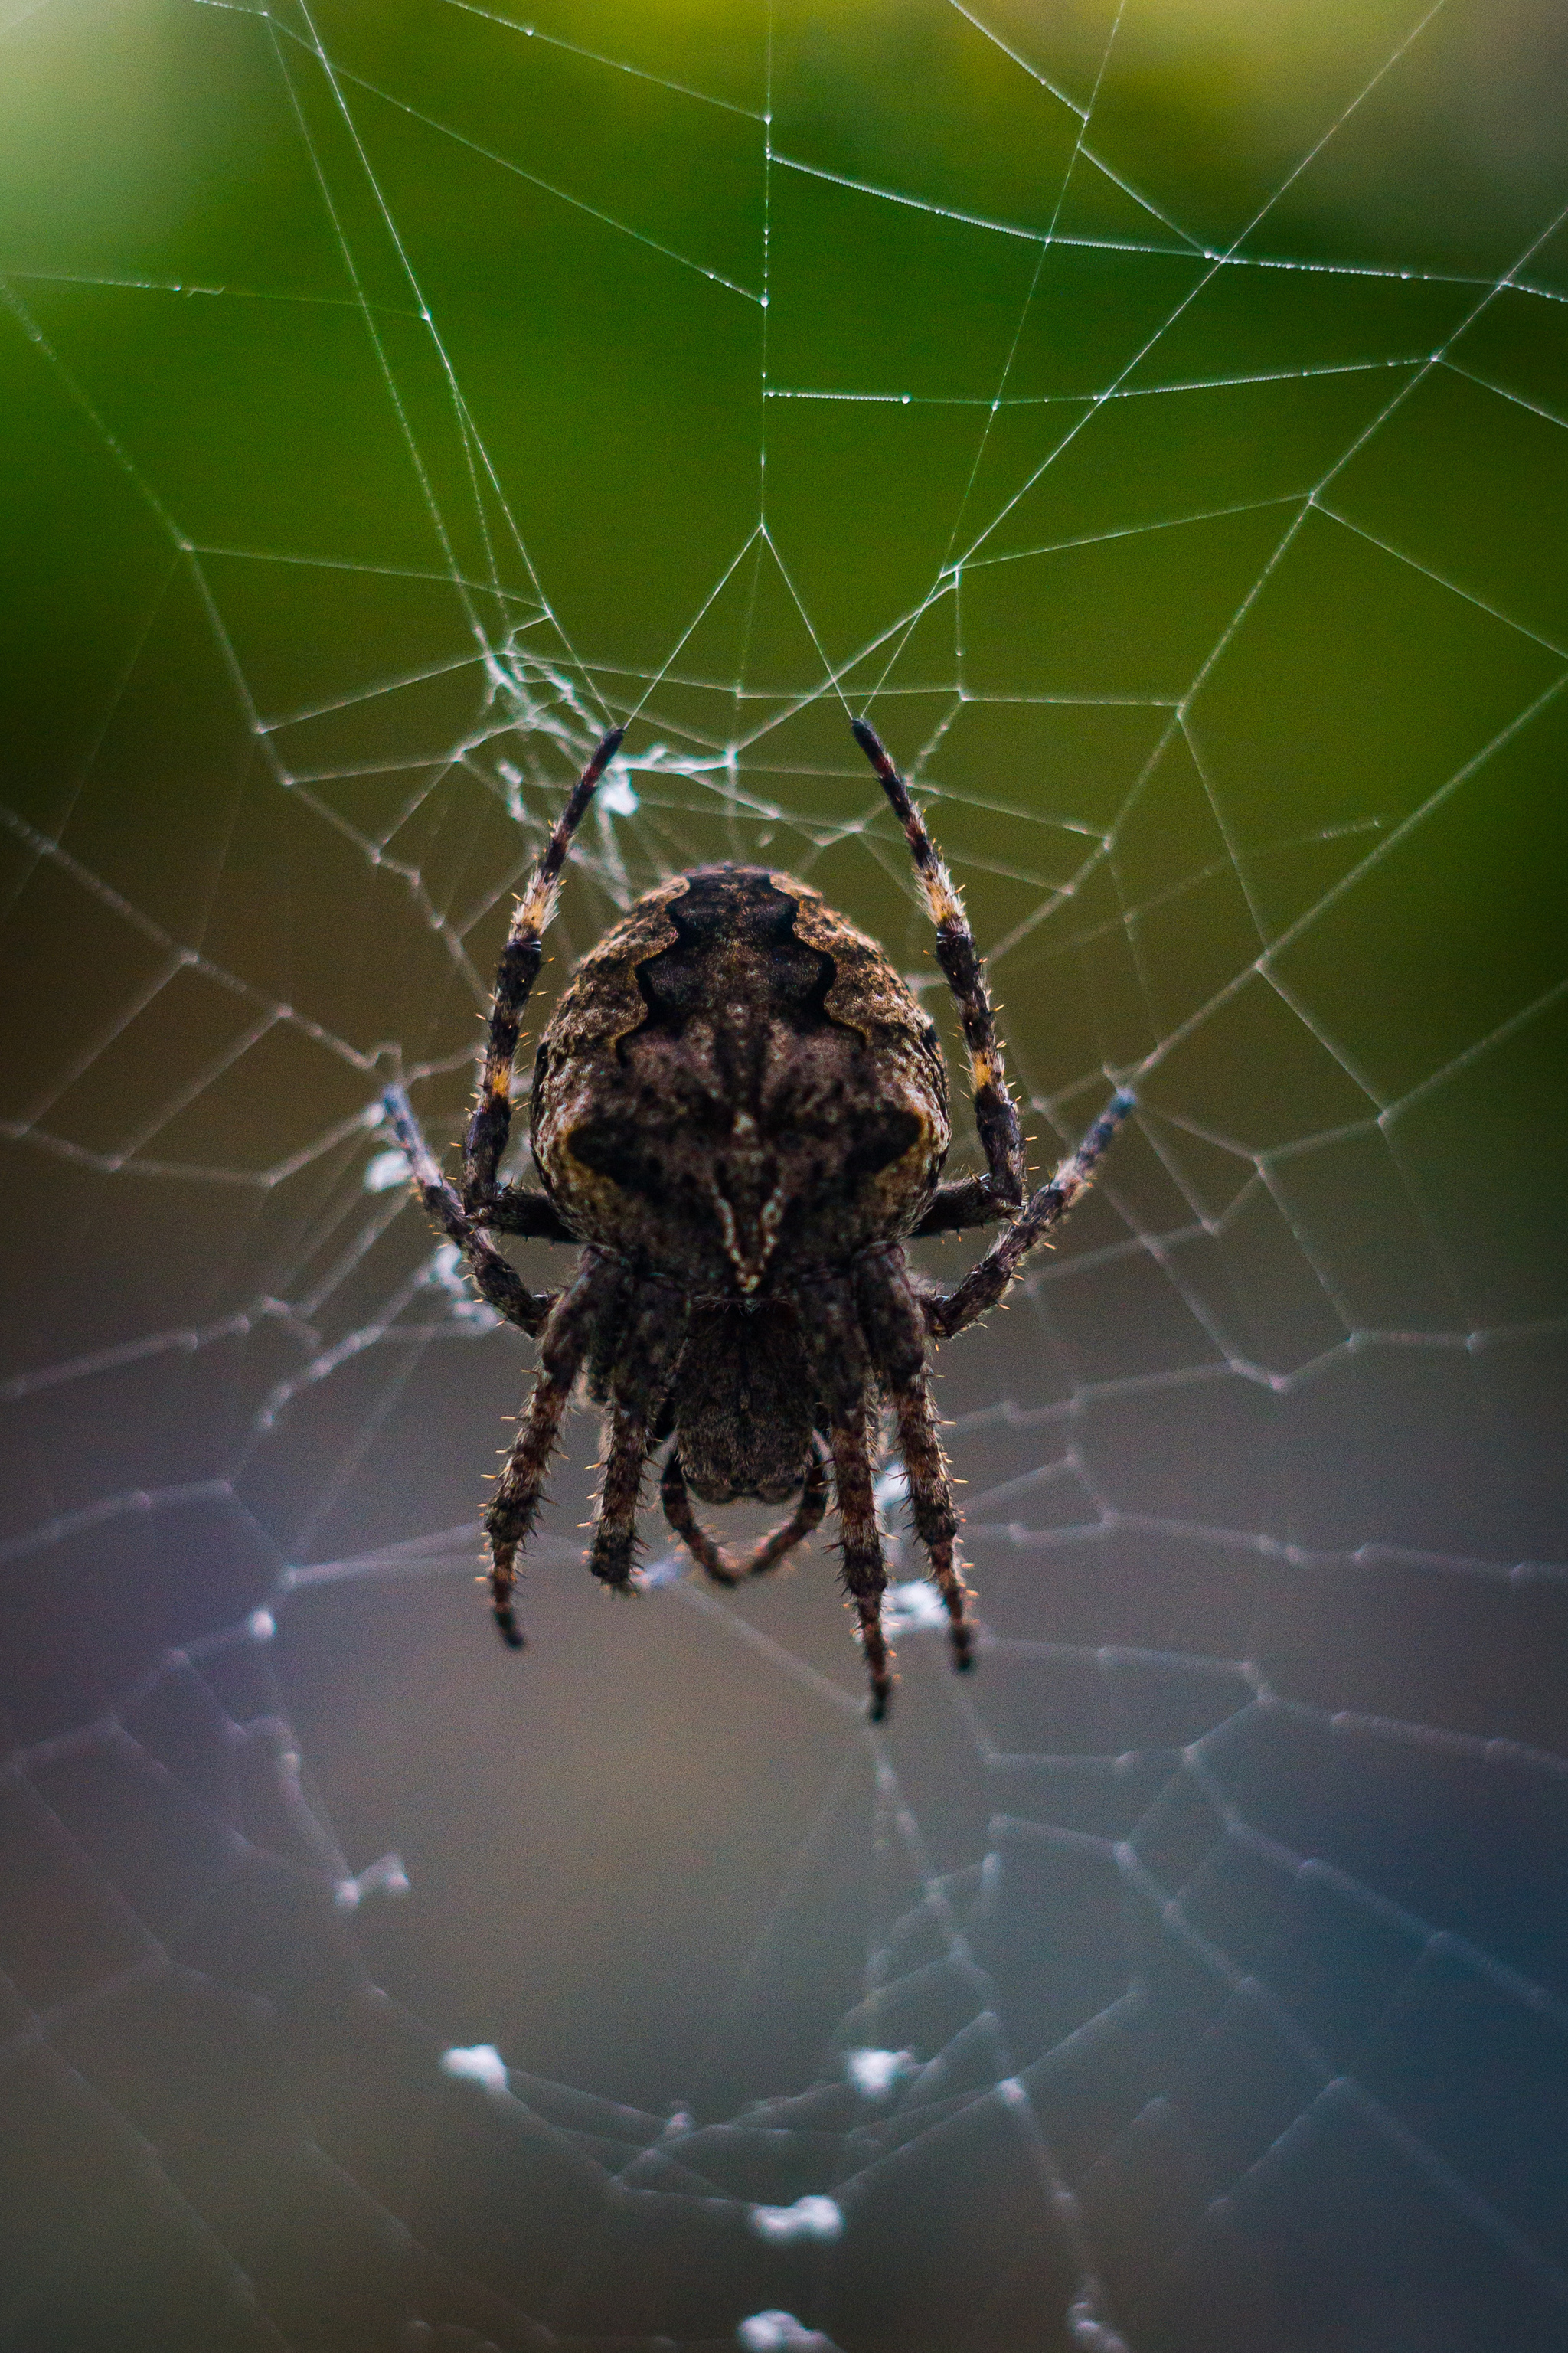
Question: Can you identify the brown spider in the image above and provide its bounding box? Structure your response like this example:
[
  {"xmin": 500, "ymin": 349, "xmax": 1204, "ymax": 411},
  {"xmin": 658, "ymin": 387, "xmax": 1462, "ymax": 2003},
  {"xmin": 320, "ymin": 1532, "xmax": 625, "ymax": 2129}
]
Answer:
[{"xmin": 384, "ymin": 720, "xmax": 1132, "ymax": 1719}]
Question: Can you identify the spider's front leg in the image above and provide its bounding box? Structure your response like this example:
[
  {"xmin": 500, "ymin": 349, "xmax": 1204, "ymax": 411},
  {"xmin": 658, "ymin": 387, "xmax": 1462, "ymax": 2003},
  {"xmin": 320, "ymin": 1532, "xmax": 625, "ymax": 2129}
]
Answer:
[
  {"xmin": 851, "ymin": 719, "xmax": 1024, "ymax": 1239},
  {"xmin": 465, "ymin": 724, "xmax": 624, "ymax": 1216},
  {"xmin": 383, "ymin": 1083, "xmax": 557, "ymax": 1336},
  {"xmin": 925, "ymin": 1090, "xmax": 1135, "ymax": 1339}
]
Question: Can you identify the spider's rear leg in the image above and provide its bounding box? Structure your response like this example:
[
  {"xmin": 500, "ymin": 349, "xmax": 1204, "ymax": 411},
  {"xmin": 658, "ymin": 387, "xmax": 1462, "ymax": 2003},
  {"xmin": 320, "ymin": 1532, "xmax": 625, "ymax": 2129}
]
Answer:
[
  {"xmin": 889, "ymin": 1384, "xmax": 972, "ymax": 1673},
  {"xmin": 856, "ymin": 1247, "xmax": 975, "ymax": 1678},
  {"xmin": 485, "ymin": 1252, "xmax": 625, "ymax": 1645},
  {"xmin": 829, "ymin": 1411, "xmax": 893, "ymax": 1721},
  {"xmin": 659, "ymin": 1438, "xmax": 830, "ymax": 1586},
  {"xmin": 590, "ymin": 1400, "xmax": 652, "ymax": 1594},
  {"xmin": 799, "ymin": 1278, "xmax": 894, "ymax": 1718},
  {"xmin": 588, "ymin": 1279, "xmax": 691, "ymax": 1592}
]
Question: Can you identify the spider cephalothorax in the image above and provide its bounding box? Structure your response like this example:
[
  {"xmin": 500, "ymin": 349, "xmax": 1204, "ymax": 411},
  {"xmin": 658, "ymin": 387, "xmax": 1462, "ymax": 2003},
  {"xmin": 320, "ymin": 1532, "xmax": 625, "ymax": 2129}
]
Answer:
[{"xmin": 387, "ymin": 721, "xmax": 1132, "ymax": 1718}]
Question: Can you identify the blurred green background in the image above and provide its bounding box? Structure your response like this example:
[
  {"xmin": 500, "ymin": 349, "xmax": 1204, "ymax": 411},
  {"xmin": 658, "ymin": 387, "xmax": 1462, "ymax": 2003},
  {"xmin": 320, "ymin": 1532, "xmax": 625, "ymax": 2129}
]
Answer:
[{"xmin": 2, "ymin": 4, "xmax": 1566, "ymax": 2350}]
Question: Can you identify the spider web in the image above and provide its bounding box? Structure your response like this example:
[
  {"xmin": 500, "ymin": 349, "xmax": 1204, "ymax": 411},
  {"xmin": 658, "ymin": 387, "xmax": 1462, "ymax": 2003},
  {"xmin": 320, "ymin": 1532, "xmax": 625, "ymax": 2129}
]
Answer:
[{"xmin": 2, "ymin": 1, "xmax": 1566, "ymax": 2347}]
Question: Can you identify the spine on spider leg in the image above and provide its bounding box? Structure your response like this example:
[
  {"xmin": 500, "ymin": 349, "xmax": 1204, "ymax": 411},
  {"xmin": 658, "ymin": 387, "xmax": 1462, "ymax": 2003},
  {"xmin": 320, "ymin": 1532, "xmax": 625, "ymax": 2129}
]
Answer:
[{"xmin": 851, "ymin": 717, "xmax": 1022, "ymax": 1204}]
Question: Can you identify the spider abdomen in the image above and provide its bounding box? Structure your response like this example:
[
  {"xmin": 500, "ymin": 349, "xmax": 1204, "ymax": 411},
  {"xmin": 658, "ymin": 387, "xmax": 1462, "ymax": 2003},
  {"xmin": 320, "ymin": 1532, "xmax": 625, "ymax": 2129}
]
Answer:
[
  {"xmin": 673, "ymin": 1301, "xmax": 813, "ymax": 1503},
  {"xmin": 531, "ymin": 865, "xmax": 949, "ymax": 1294}
]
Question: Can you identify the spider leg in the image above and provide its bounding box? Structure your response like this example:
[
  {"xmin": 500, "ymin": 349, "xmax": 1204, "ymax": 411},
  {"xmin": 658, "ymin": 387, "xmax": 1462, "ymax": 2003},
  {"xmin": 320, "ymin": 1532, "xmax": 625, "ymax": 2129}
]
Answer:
[
  {"xmin": 586, "ymin": 1281, "xmax": 691, "ymax": 1591},
  {"xmin": 856, "ymin": 1249, "xmax": 973, "ymax": 1675},
  {"xmin": 590, "ymin": 1399, "xmax": 652, "ymax": 1593},
  {"xmin": 480, "ymin": 1182, "xmax": 577, "ymax": 1242},
  {"xmin": 830, "ymin": 1409, "xmax": 893, "ymax": 1722},
  {"xmin": 796, "ymin": 1276, "xmax": 894, "ymax": 1719},
  {"xmin": 485, "ymin": 1251, "xmax": 626, "ymax": 1645},
  {"xmin": 926, "ymin": 1090, "xmax": 1135, "ymax": 1342},
  {"xmin": 464, "ymin": 724, "xmax": 626, "ymax": 1212},
  {"xmin": 851, "ymin": 719, "xmax": 1024, "ymax": 1230},
  {"xmin": 383, "ymin": 1083, "xmax": 557, "ymax": 1337},
  {"xmin": 910, "ymin": 1179, "xmax": 1009, "ymax": 1238},
  {"xmin": 659, "ymin": 1438, "xmax": 830, "ymax": 1587}
]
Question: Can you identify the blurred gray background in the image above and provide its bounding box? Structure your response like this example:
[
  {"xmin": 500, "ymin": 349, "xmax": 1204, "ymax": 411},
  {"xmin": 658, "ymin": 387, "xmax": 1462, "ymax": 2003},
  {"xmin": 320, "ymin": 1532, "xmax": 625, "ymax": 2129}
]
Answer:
[{"xmin": 2, "ymin": 2, "xmax": 1566, "ymax": 2348}]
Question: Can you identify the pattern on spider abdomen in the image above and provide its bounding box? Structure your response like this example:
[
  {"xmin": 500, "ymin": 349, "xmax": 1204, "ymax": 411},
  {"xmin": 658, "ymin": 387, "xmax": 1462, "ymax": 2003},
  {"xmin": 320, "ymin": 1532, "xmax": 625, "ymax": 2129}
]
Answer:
[{"xmin": 531, "ymin": 866, "xmax": 950, "ymax": 1302}]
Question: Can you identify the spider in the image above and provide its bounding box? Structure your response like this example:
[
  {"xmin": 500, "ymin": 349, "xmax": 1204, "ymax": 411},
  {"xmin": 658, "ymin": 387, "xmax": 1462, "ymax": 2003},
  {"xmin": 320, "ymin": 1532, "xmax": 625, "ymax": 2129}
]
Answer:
[{"xmin": 384, "ymin": 719, "xmax": 1132, "ymax": 1719}]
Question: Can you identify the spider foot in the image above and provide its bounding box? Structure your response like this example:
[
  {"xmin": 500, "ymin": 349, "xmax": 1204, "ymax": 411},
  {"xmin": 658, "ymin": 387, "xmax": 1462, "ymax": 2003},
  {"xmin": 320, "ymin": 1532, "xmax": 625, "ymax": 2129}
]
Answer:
[
  {"xmin": 855, "ymin": 1594, "xmax": 895, "ymax": 1723},
  {"xmin": 490, "ymin": 1544, "xmax": 526, "ymax": 1648},
  {"xmin": 926, "ymin": 1538, "xmax": 976, "ymax": 1676},
  {"xmin": 593, "ymin": 1566, "xmax": 641, "ymax": 1597},
  {"xmin": 590, "ymin": 1528, "xmax": 642, "ymax": 1593}
]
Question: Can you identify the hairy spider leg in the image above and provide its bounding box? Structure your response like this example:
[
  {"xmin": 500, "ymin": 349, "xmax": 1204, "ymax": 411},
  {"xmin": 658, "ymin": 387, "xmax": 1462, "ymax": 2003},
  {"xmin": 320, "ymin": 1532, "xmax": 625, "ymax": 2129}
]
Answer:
[
  {"xmin": 480, "ymin": 1181, "xmax": 577, "ymax": 1241},
  {"xmin": 658, "ymin": 1437, "xmax": 831, "ymax": 1587},
  {"xmin": 486, "ymin": 1253, "xmax": 626, "ymax": 1643},
  {"xmin": 855, "ymin": 1248, "xmax": 975, "ymax": 1675},
  {"xmin": 464, "ymin": 723, "xmax": 626, "ymax": 1215},
  {"xmin": 591, "ymin": 1400, "xmax": 652, "ymax": 1590},
  {"xmin": 926, "ymin": 1090, "xmax": 1136, "ymax": 1341},
  {"xmin": 382, "ymin": 1083, "xmax": 557, "ymax": 1336},
  {"xmin": 796, "ymin": 1277, "xmax": 896, "ymax": 1717},
  {"xmin": 830, "ymin": 1410, "xmax": 893, "ymax": 1721},
  {"xmin": 589, "ymin": 1282, "xmax": 691, "ymax": 1590},
  {"xmin": 851, "ymin": 718, "xmax": 1025, "ymax": 1238},
  {"xmin": 890, "ymin": 1376, "xmax": 973, "ymax": 1670}
]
